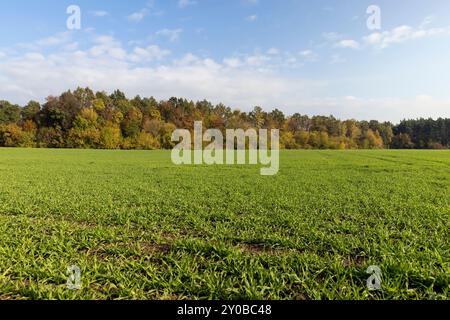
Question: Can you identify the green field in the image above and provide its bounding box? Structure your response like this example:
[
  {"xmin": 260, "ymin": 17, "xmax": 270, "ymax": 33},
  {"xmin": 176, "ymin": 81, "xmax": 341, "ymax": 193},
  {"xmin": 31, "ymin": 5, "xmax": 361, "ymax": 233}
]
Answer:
[{"xmin": 0, "ymin": 148, "xmax": 448, "ymax": 300}]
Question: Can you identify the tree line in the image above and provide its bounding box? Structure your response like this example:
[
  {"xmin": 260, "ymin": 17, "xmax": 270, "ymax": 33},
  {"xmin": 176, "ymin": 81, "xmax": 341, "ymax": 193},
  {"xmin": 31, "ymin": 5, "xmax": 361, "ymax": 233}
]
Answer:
[{"xmin": 0, "ymin": 87, "xmax": 449, "ymax": 150}]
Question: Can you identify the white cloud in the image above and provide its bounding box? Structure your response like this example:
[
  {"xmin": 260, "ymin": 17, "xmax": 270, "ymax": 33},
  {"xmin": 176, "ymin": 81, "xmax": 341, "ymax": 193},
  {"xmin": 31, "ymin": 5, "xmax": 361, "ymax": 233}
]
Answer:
[
  {"xmin": 420, "ymin": 15, "xmax": 435, "ymax": 28},
  {"xmin": 127, "ymin": 9, "xmax": 148, "ymax": 22},
  {"xmin": 299, "ymin": 50, "xmax": 313, "ymax": 57},
  {"xmin": 299, "ymin": 50, "xmax": 318, "ymax": 61},
  {"xmin": 336, "ymin": 39, "xmax": 360, "ymax": 49},
  {"xmin": 63, "ymin": 42, "xmax": 79, "ymax": 51},
  {"xmin": 129, "ymin": 45, "xmax": 171, "ymax": 62},
  {"xmin": 245, "ymin": 54, "xmax": 270, "ymax": 67},
  {"xmin": 1, "ymin": 32, "xmax": 449, "ymax": 122},
  {"xmin": 178, "ymin": 0, "xmax": 197, "ymax": 8},
  {"xmin": 155, "ymin": 28, "xmax": 183, "ymax": 42},
  {"xmin": 282, "ymin": 54, "xmax": 299, "ymax": 68},
  {"xmin": 88, "ymin": 35, "xmax": 127, "ymax": 60},
  {"xmin": 223, "ymin": 57, "xmax": 242, "ymax": 68},
  {"xmin": 20, "ymin": 32, "xmax": 72, "ymax": 49},
  {"xmin": 326, "ymin": 19, "xmax": 450, "ymax": 52},
  {"xmin": 94, "ymin": 35, "xmax": 116, "ymax": 45},
  {"xmin": 363, "ymin": 24, "xmax": 450, "ymax": 49},
  {"xmin": 23, "ymin": 52, "xmax": 46, "ymax": 61},
  {"xmin": 364, "ymin": 32, "xmax": 383, "ymax": 46},
  {"xmin": 90, "ymin": 11, "xmax": 109, "ymax": 17},
  {"xmin": 173, "ymin": 53, "xmax": 200, "ymax": 66},
  {"xmin": 223, "ymin": 50, "xmax": 303, "ymax": 70},
  {"xmin": 246, "ymin": 15, "xmax": 258, "ymax": 22},
  {"xmin": 267, "ymin": 48, "xmax": 279, "ymax": 55},
  {"xmin": 0, "ymin": 34, "xmax": 323, "ymax": 115},
  {"xmin": 126, "ymin": 0, "xmax": 163, "ymax": 21},
  {"xmin": 322, "ymin": 32, "xmax": 344, "ymax": 42},
  {"xmin": 323, "ymin": 32, "xmax": 361, "ymax": 50},
  {"xmin": 416, "ymin": 94, "xmax": 433, "ymax": 101}
]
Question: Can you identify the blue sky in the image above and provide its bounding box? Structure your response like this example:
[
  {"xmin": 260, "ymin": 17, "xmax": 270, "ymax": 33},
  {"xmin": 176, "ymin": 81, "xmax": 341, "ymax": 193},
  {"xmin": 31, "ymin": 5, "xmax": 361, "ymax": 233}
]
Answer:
[{"xmin": 0, "ymin": 0, "xmax": 449, "ymax": 122}]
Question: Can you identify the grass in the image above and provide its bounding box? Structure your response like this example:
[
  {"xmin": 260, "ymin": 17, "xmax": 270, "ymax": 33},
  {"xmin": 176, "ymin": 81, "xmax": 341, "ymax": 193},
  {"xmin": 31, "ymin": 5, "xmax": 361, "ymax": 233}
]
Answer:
[{"xmin": 0, "ymin": 148, "xmax": 448, "ymax": 300}]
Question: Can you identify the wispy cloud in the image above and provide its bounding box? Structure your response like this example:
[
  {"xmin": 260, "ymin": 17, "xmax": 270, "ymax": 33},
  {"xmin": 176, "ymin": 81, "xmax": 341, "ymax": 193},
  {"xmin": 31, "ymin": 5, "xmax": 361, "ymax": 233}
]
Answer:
[
  {"xmin": 299, "ymin": 50, "xmax": 313, "ymax": 57},
  {"xmin": 299, "ymin": 50, "xmax": 318, "ymax": 62},
  {"xmin": 363, "ymin": 24, "xmax": 450, "ymax": 49},
  {"xmin": 419, "ymin": 15, "xmax": 435, "ymax": 28},
  {"xmin": 324, "ymin": 17, "xmax": 449, "ymax": 53},
  {"xmin": 90, "ymin": 10, "xmax": 109, "ymax": 17},
  {"xmin": 128, "ymin": 45, "xmax": 171, "ymax": 62},
  {"xmin": 127, "ymin": 8, "xmax": 148, "ymax": 22},
  {"xmin": 322, "ymin": 32, "xmax": 344, "ymax": 42},
  {"xmin": 2, "ymin": 30, "xmax": 449, "ymax": 122},
  {"xmin": 155, "ymin": 29, "xmax": 183, "ymax": 42},
  {"xmin": 178, "ymin": 0, "xmax": 197, "ymax": 8},
  {"xmin": 18, "ymin": 32, "xmax": 72, "ymax": 50},
  {"xmin": 0, "ymin": 35, "xmax": 321, "ymax": 114},
  {"xmin": 336, "ymin": 39, "xmax": 360, "ymax": 50},
  {"xmin": 246, "ymin": 14, "xmax": 258, "ymax": 22},
  {"xmin": 266, "ymin": 48, "xmax": 279, "ymax": 55},
  {"xmin": 126, "ymin": 1, "xmax": 163, "ymax": 22}
]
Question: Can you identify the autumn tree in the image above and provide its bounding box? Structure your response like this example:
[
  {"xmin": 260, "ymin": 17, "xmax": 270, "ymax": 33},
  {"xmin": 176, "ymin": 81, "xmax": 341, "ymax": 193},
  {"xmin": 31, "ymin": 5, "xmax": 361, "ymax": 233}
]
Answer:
[{"xmin": 0, "ymin": 88, "xmax": 448, "ymax": 150}]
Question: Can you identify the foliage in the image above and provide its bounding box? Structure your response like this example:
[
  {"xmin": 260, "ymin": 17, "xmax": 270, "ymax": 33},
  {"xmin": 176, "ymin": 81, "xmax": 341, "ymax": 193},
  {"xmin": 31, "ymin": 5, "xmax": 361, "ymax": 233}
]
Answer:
[
  {"xmin": 0, "ymin": 101, "xmax": 21, "ymax": 124},
  {"xmin": 99, "ymin": 123, "xmax": 122, "ymax": 149},
  {"xmin": 0, "ymin": 124, "xmax": 35, "ymax": 147},
  {"xmin": 0, "ymin": 87, "xmax": 449, "ymax": 149}
]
